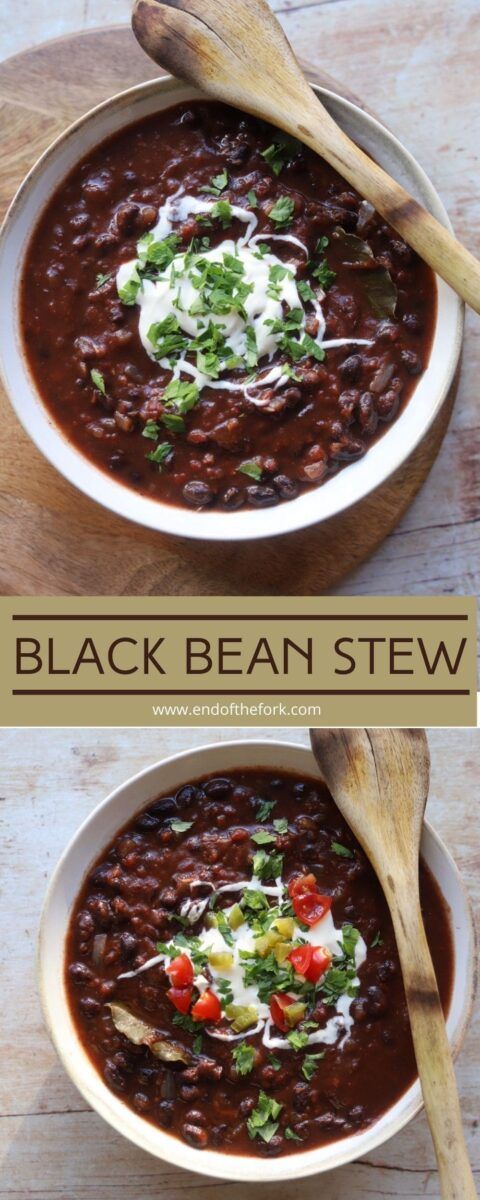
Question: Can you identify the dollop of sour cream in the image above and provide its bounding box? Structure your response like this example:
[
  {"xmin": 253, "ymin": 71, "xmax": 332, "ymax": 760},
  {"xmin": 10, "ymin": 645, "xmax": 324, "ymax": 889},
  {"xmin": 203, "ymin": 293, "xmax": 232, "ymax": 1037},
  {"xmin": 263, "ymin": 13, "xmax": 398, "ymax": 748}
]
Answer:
[
  {"xmin": 118, "ymin": 874, "xmax": 366, "ymax": 1053},
  {"xmin": 116, "ymin": 191, "xmax": 371, "ymax": 406}
]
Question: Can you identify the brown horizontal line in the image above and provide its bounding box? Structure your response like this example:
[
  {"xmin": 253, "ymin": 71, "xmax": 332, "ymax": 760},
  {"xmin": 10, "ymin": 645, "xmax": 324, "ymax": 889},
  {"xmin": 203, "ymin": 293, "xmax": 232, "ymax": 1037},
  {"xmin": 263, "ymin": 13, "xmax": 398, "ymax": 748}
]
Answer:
[
  {"xmin": 12, "ymin": 688, "xmax": 471, "ymax": 696},
  {"xmin": 11, "ymin": 614, "xmax": 470, "ymax": 622}
]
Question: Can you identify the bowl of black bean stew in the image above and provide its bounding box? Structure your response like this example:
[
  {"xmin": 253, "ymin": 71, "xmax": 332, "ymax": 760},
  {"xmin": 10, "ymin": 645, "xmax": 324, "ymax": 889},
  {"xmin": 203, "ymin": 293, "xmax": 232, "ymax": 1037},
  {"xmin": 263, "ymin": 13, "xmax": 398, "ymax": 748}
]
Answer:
[
  {"xmin": 38, "ymin": 739, "xmax": 474, "ymax": 1179},
  {"xmin": 1, "ymin": 78, "xmax": 462, "ymax": 540}
]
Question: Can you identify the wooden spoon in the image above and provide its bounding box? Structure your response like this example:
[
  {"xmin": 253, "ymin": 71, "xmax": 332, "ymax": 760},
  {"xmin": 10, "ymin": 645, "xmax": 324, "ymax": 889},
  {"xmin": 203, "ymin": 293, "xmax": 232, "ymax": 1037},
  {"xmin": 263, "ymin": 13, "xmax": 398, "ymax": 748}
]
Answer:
[
  {"xmin": 309, "ymin": 728, "xmax": 476, "ymax": 1200},
  {"xmin": 131, "ymin": 0, "xmax": 480, "ymax": 313},
  {"xmin": 130, "ymin": 0, "xmax": 480, "ymax": 314}
]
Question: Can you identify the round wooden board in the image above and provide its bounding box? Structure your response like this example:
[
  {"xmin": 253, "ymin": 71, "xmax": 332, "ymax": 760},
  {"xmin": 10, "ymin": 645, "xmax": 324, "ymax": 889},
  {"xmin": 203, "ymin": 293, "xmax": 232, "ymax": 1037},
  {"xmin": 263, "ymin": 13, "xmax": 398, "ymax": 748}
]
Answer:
[{"xmin": 0, "ymin": 26, "xmax": 458, "ymax": 596}]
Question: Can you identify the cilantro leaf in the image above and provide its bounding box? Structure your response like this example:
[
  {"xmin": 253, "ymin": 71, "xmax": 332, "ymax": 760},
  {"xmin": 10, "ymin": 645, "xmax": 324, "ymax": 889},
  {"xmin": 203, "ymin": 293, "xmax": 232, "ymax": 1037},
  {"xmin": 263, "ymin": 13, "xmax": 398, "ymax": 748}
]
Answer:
[
  {"xmin": 371, "ymin": 931, "xmax": 383, "ymax": 948},
  {"xmin": 285, "ymin": 1126, "xmax": 302, "ymax": 1141},
  {"xmin": 251, "ymin": 829, "xmax": 277, "ymax": 846},
  {"xmin": 200, "ymin": 170, "xmax": 229, "ymax": 196},
  {"xmin": 238, "ymin": 460, "xmax": 263, "ymax": 481},
  {"xmin": 252, "ymin": 849, "xmax": 284, "ymax": 881},
  {"xmin": 232, "ymin": 1042, "xmax": 255, "ymax": 1076},
  {"xmin": 255, "ymin": 797, "xmax": 276, "ymax": 822},
  {"xmin": 247, "ymin": 189, "xmax": 258, "ymax": 208},
  {"xmin": 273, "ymin": 818, "xmax": 288, "ymax": 834},
  {"xmin": 169, "ymin": 818, "xmax": 193, "ymax": 833},
  {"xmin": 302, "ymin": 1051, "xmax": 325, "ymax": 1081},
  {"xmin": 268, "ymin": 196, "xmax": 295, "ymax": 228},
  {"xmin": 95, "ymin": 272, "xmax": 112, "ymax": 289},
  {"xmin": 331, "ymin": 841, "xmax": 354, "ymax": 859},
  {"xmin": 146, "ymin": 442, "xmax": 173, "ymax": 471},
  {"xmin": 287, "ymin": 1028, "xmax": 309, "ymax": 1050},
  {"xmin": 90, "ymin": 368, "xmax": 106, "ymax": 395},
  {"xmin": 142, "ymin": 419, "xmax": 161, "ymax": 441},
  {"xmin": 247, "ymin": 1091, "xmax": 283, "ymax": 1142}
]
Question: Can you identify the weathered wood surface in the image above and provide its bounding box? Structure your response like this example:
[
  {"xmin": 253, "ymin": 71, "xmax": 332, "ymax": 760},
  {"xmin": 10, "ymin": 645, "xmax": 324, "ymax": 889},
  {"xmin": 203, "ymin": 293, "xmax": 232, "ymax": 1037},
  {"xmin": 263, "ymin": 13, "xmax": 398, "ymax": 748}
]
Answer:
[
  {"xmin": 0, "ymin": 727, "xmax": 478, "ymax": 1199},
  {"xmin": 0, "ymin": 2, "xmax": 478, "ymax": 595}
]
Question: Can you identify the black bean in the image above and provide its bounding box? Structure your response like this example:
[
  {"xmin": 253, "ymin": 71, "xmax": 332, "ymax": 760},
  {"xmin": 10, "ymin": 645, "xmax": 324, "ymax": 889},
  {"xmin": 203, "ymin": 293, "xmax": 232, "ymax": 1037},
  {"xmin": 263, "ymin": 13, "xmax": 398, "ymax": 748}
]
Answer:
[
  {"xmin": 330, "ymin": 436, "xmax": 365, "ymax": 462},
  {"xmin": 283, "ymin": 386, "xmax": 303, "ymax": 407},
  {"xmin": 149, "ymin": 796, "xmax": 177, "ymax": 819},
  {"xmin": 119, "ymin": 931, "xmax": 138, "ymax": 961},
  {"xmin": 157, "ymin": 1100, "xmax": 174, "ymax": 1128},
  {"xmin": 357, "ymin": 391, "xmax": 378, "ymax": 435},
  {"xmin": 136, "ymin": 811, "xmax": 160, "ymax": 831},
  {"xmin": 292, "ymin": 1082, "xmax": 310, "ymax": 1112},
  {"xmin": 366, "ymin": 984, "xmax": 389, "ymax": 1016},
  {"xmin": 401, "ymin": 348, "xmax": 422, "ymax": 375},
  {"xmin": 245, "ymin": 484, "xmax": 278, "ymax": 507},
  {"xmin": 402, "ymin": 312, "xmax": 424, "ymax": 335},
  {"xmin": 68, "ymin": 962, "xmax": 94, "ymax": 987},
  {"xmin": 183, "ymin": 1123, "xmax": 208, "ymax": 1148},
  {"xmin": 79, "ymin": 996, "xmax": 101, "ymax": 1018},
  {"xmin": 273, "ymin": 474, "xmax": 298, "ymax": 500},
  {"xmin": 104, "ymin": 1059, "xmax": 127, "ymax": 1092},
  {"xmin": 176, "ymin": 784, "xmax": 204, "ymax": 809},
  {"xmin": 182, "ymin": 480, "xmax": 215, "ymax": 507},
  {"xmin": 221, "ymin": 486, "xmax": 244, "ymax": 510},
  {"xmin": 204, "ymin": 777, "xmax": 233, "ymax": 798},
  {"xmin": 340, "ymin": 354, "xmax": 362, "ymax": 383},
  {"xmin": 133, "ymin": 1091, "xmax": 151, "ymax": 1112}
]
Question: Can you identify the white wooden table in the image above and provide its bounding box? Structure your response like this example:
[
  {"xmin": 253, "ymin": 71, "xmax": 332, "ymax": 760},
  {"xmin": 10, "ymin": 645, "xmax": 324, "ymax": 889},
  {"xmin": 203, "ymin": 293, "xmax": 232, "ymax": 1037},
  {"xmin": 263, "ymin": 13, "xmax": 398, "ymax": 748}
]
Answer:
[
  {"xmin": 0, "ymin": 726, "xmax": 478, "ymax": 1200},
  {"xmin": 0, "ymin": 0, "xmax": 479, "ymax": 596}
]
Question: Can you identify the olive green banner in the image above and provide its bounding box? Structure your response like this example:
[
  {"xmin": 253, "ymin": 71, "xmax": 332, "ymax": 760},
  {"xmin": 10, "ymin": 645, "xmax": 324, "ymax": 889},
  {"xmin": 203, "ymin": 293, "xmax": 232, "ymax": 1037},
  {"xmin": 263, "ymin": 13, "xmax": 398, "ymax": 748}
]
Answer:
[{"xmin": 0, "ymin": 596, "xmax": 476, "ymax": 727}]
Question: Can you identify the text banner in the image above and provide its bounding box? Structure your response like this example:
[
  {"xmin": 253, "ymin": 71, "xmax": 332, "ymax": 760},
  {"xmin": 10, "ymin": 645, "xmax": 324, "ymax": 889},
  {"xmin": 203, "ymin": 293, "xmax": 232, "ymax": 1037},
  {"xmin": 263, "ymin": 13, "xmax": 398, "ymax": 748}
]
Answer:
[{"xmin": 0, "ymin": 596, "xmax": 476, "ymax": 727}]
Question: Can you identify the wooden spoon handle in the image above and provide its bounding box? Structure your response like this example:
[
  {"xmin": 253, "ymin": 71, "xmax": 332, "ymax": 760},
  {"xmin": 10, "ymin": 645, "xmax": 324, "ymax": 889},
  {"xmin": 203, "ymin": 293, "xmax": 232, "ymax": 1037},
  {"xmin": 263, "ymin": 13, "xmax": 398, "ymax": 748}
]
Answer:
[
  {"xmin": 279, "ymin": 97, "xmax": 479, "ymax": 313},
  {"xmin": 390, "ymin": 890, "xmax": 476, "ymax": 1199}
]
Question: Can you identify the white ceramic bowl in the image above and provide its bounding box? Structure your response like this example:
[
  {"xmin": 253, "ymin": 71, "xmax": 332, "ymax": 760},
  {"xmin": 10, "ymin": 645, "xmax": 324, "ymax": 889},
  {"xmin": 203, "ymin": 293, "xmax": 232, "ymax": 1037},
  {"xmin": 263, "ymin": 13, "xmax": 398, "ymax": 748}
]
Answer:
[
  {"xmin": 38, "ymin": 738, "xmax": 475, "ymax": 1182},
  {"xmin": 0, "ymin": 77, "xmax": 463, "ymax": 541}
]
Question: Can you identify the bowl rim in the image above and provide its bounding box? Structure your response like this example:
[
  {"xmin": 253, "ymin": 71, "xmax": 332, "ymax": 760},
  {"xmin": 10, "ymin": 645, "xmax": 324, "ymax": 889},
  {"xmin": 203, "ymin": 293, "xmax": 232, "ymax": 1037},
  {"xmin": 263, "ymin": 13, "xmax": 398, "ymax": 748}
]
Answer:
[
  {"xmin": 37, "ymin": 736, "xmax": 476, "ymax": 1182},
  {"xmin": 0, "ymin": 74, "xmax": 464, "ymax": 543}
]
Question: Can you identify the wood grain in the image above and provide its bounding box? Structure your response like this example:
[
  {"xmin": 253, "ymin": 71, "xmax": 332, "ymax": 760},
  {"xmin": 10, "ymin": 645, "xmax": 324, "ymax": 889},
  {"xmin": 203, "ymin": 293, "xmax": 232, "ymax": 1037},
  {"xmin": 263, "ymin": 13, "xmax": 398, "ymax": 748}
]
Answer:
[
  {"xmin": 0, "ymin": 726, "xmax": 478, "ymax": 1200},
  {"xmin": 310, "ymin": 728, "xmax": 476, "ymax": 1200},
  {"xmin": 0, "ymin": 16, "xmax": 476, "ymax": 596}
]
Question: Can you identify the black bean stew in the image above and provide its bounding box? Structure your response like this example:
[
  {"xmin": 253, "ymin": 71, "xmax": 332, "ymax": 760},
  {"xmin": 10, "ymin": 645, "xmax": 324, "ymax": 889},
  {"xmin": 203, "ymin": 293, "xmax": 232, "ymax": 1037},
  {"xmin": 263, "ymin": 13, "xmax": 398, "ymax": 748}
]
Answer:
[
  {"xmin": 22, "ymin": 102, "xmax": 436, "ymax": 513},
  {"xmin": 65, "ymin": 768, "xmax": 452, "ymax": 1157}
]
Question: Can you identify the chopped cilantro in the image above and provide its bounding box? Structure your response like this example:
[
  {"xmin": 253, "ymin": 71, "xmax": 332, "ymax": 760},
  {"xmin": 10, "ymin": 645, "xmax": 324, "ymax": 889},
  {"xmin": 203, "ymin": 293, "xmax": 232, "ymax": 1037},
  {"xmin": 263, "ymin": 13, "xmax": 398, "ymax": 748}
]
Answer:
[
  {"xmin": 238, "ymin": 460, "xmax": 263, "ymax": 481},
  {"xmin": 216, "ymin": 977, "xmax": 234, "ymax": 1006},
  {"xmin": 247, "ymin": 189, "xmax": 258, "ymax": 208},
  {"xmin": 193, "ymin": 1032, "xmax": 203, "ymax": 1054},
  {"xmin": 331, "ymin": 841, "xmax": 354, "ymax": 859},
  {"xmin": 371, "ymin": 931, "xmax": 383, "ymax": 948},
  {"xmin": 273, "ymin": 818, "xmax": 288, "ymax": 834},
  {"xmin": 261, "ymin": 136, "xmax": 299, "ymax": 176},
  {"xmin": 232, "ymin": 1042, "xmax": 255, "ymax": 1076},
  {"xmin": 302, "ymin": 1051, "xmax": 325, "ymax": 1081},
  {"xmin": 172, "ymin": 1010, "xmax": 201, "ymax": 1034},
  {"xmin": 287, "ymin": 1028, "xmax": 309, "ymax": 1050},
  {"xmin": 215, "ymin": 909, "xmax": 235, "ymax": 947},
  {"xmin": 200, "ymin": 169, "xmax": 229, "ymax": 196},
  {"xmin": 163, "ymin": 378, "xmax": 199, "ymax": 414},
  {"xmin": 247, "ymin": 1091, "xmax": 283, "ymax": 1142},
  {"xmin": 285, "ymin": 1126, "xmax": 302, "ymax": 1141},
  {"xmin": 95, "ymin": 272, "xmax": 111, "ymax": 289},
  {"xmin": 118, "ymin": 269, "xmax": 141, "ymax": 306},
  {"xmin": 255, "ymin": 797, "xmax": 276, "ymax": 822},
  {"xmin": 252, "ymin": 849, "xmax": 284, "ymax": 881},
  {"xmin": 161, "ymin": 412, "xmax": 185, "ymax": 433},
  {"xmin": 211, "ymin": 199, "xmax": 233, "ymax": 228},
  {"xmin": 268, "ymin": 1054, "xmax": 282, "ymax": 1071},
  {"xmin": 297, "ymin": 278, "xmax": 316, "ymax": 304},
  {"xmin": 169, "ymin": 818, "xmax": 193, "ymax": 833},
  {"xmin": 312, "ymin": 259, "xmax": 336, "ymax": 290},
  {"xmin": 268, "ymin": 196, "xmax": 295, "ymax": 228},
  {"xmin": 90, "ymin": 368, "xmax": 106, "ymax": 395},
  {"xmin": 251, "ymin": 829, "xmax": 277, "ymax": 846},
  {"xmin": 142, "ymin": 420, "xmax": 161, "ymax": 441},
  {"xmin": 146, "ymin": 442, "xmax": 173, "ymax": 471}
]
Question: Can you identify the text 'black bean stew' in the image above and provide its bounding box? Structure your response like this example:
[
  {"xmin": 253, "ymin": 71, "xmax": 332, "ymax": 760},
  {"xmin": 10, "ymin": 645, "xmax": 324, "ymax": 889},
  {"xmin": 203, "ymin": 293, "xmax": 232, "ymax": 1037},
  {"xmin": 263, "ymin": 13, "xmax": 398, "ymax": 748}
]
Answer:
[
  {"xmin": 22, "ymin": 102, "xmax": 436, "ymax": 513},
  {"xmin": 66, "ymin": 769, "xmax": 452, "ymax": 1157}
]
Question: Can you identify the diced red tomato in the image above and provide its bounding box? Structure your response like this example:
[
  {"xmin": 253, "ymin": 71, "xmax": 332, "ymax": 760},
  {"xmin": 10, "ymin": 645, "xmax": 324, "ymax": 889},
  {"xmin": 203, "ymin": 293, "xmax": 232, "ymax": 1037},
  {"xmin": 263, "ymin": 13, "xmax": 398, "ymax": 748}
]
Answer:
[
  {"xmin": 288, "ymin": 873, "xmax": 318, "ymax": 900},
  {"xmin": 288, "ymin": 944, "xmax": 332, "ymax": 983},
  {"xmin": 165, "ymin": 953, "xmax": 194, "ymax": 988},
  {"xmin": 191, "ymin": 989, "xmax": 221, "ymax": 1023},
  {"xmin": 293, "ymin": 890, "xmax": 332, "ymax": 926},
  {"xmin": 307, "ymin": 946, "xmax": 332, "ymax": 982},
  {"xmin": 269, "ymin": 992, "xmax": 297, "ymax": 1032},
  {"xmin": 288, "ymin": 945, "xmax": 312, "ymax": 977},
  {"xmin": 166, "ymin": 985, "xmax": 193, "ymax": 1014}
]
